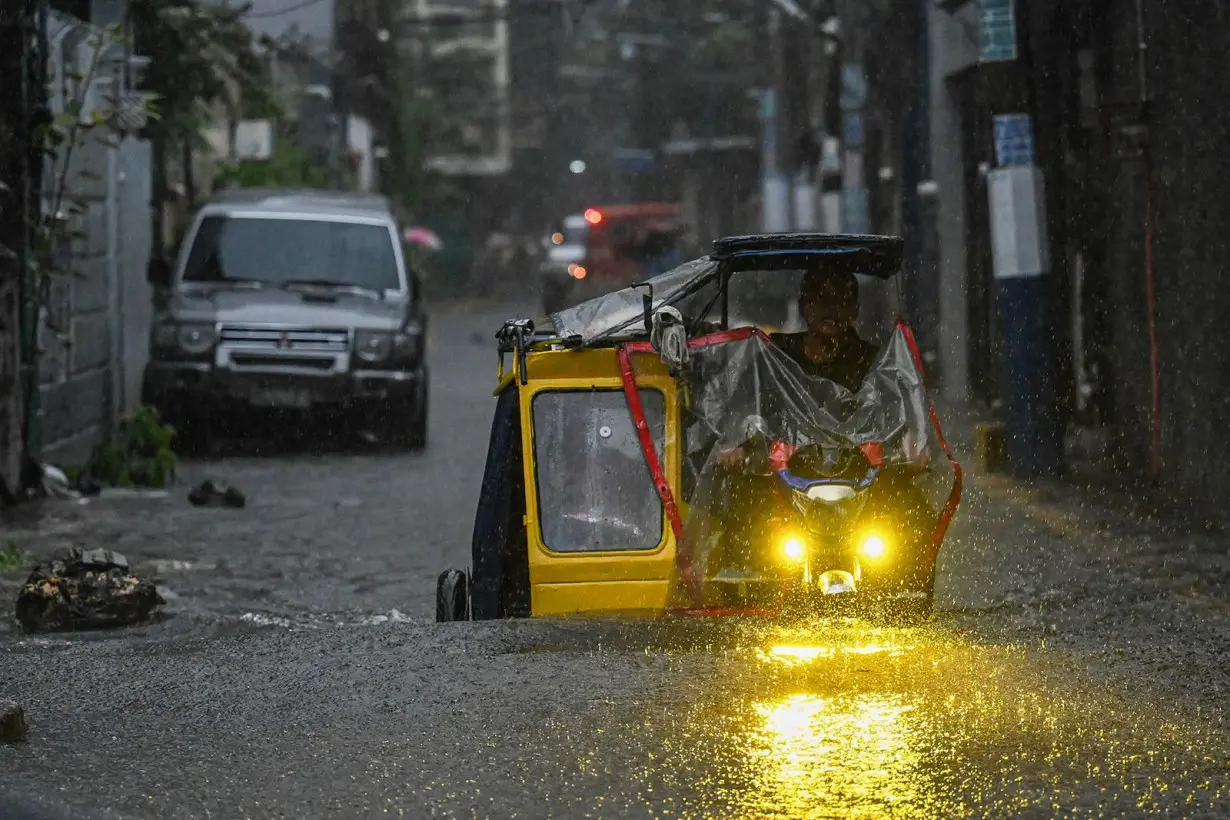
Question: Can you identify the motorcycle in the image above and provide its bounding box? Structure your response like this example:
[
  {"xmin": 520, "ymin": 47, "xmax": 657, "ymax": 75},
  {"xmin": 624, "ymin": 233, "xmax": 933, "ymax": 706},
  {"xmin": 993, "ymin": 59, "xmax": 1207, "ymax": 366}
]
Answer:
[{"xmin": 705, "ymin": 415, "xmax": 934, "ymax": 620}]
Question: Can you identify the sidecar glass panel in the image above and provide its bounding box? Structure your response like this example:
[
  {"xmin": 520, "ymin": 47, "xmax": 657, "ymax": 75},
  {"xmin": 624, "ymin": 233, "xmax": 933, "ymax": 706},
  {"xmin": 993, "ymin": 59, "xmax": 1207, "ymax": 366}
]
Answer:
[{"xmin": 532, "ymin": 389, "xmax": 666, "ymax": 553}]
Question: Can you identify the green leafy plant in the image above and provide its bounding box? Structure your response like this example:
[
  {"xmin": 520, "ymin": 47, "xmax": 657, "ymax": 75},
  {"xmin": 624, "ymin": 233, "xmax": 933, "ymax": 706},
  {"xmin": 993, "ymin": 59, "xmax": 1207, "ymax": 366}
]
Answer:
[
  {"xmin": 213, "ymin": 144, "xmax": 331, "ymax": 189},
  {"xmin": 30, "ymin": 24, "xmax": 161, "ymax": 343},
  {"xmin": 84, "ymin": 407, "xmax": 178, "ymax": 489},
  {"xmin": 0, "ymin": 542, "xmax": 33, "ymax": 573}
]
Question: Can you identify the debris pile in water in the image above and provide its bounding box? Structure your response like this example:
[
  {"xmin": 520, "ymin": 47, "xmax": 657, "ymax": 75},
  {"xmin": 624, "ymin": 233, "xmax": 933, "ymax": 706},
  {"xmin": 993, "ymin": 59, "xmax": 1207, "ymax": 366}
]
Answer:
[{"xmin": 14, "ymin": 548, "xmax": 165, "ymax": 632}]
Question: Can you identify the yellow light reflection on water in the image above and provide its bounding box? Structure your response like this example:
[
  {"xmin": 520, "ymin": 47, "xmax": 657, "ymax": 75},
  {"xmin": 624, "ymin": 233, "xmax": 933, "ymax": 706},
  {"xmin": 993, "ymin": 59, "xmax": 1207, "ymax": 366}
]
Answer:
[
  {"xmin": 745, "ymin": 692, "xmax": 922, "ymax": 817},
  {"xmin": 758, "ymin": 642, "xmax": 911, "ymax": 666}
]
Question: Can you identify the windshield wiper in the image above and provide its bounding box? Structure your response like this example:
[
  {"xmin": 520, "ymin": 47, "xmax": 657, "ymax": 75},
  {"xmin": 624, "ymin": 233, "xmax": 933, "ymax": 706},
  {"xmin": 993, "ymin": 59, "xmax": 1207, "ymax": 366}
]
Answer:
[
  {"xmin": 280, "ymin": 279, "xmax": 383, "ymax": 300},
  {"xmin": 182, "ymin": 278, "xmax": 266, "ymax": 289}
]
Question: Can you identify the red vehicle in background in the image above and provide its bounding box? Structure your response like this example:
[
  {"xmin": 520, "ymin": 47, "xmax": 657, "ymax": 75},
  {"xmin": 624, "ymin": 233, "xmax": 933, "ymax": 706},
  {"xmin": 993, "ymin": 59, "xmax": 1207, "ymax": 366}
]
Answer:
[{"xmin": 540, "ymin": 203, "xmax": 682, "ymax": 314}]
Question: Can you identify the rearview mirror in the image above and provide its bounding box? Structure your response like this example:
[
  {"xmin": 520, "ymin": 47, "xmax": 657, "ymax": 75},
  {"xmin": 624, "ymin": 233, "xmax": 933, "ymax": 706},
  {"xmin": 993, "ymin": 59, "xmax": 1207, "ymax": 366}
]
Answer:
[{"xmin": 147, "ymin": 256, "xmax": 172, "ymax": 288}]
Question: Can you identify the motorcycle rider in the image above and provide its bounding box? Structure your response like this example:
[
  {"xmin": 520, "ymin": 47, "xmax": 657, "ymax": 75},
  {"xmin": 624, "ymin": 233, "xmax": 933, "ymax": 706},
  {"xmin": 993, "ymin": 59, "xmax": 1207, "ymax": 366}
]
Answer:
[
  {"xmin": 716, "ymin": 267, "xmax": 877, "ymax": 468},
  {"xmin": 702, "ymin": 266, "xmax": 933, "ymax": 578}
]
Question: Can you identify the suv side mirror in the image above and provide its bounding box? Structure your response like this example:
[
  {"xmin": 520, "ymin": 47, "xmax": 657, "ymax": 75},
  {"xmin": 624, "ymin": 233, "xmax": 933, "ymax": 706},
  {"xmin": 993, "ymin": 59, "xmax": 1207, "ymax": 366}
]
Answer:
[{"xmin": 147, "ymin": 256, "xmax": 172, "ymax": 288}]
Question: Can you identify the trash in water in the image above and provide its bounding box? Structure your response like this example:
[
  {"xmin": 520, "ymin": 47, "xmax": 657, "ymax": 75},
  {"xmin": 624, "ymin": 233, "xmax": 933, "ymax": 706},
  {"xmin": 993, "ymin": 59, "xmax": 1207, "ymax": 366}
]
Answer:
[
  {"xmin": 188, "ymin": 479, "xmax": 246, "ymax": 508},
  {"xmin": 40, "ymin": 464, "xmax": 79, "ymax": 500},
  {"xmin": 41, "ymin": 462, "xmax": 169, "ymax": 502},
  {"xmin": 14, "ymin": 547, "xmax": 166, "ymax": 632}
]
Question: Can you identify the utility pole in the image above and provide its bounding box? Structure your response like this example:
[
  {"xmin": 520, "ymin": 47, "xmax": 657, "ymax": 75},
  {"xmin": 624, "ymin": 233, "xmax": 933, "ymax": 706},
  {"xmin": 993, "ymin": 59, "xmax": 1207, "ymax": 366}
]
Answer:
[
  {"xmin": 978, "ymin": 0, "xmax": 1063, "ymax": 478},
  {"xmin": 834, "ymin": 0, "xmax": 868, "ymax": 235}
]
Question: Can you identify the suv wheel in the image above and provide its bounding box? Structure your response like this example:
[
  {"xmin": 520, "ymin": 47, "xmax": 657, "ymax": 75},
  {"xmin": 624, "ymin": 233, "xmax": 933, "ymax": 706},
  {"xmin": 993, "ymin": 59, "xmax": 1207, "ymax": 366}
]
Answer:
[{"xmin": 385, "ymin": 371, "xmax": 428, "ymax": 452}]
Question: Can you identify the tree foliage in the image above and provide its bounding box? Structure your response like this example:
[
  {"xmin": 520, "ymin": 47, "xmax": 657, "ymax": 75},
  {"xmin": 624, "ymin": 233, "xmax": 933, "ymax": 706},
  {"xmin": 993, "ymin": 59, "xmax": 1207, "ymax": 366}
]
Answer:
[{"xmin": 129, "ymin": 0, "xmax": 276, "ymax": 147}]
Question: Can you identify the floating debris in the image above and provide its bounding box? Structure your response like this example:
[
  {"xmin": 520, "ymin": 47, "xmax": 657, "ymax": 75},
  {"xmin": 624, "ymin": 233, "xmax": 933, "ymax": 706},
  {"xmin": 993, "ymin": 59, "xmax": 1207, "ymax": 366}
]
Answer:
[{"xmin": 188, "ymin": 480, "xmax": 246, "ymax": 509}]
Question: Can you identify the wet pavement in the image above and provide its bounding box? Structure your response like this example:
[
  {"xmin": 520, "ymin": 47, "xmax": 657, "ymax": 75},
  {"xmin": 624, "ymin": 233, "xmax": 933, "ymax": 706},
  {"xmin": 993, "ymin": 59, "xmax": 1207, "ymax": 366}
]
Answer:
[{"xmin": 2, "ymin": 299, "xmax": 1229, "ymax": 818}]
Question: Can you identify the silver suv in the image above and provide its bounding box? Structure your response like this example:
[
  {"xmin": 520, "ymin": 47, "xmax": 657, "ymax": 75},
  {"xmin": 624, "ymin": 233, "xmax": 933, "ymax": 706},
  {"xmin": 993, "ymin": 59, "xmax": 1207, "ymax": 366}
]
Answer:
[{"xmin": 141, "ymin": 189, "xmax": 429, "ymax": 449}]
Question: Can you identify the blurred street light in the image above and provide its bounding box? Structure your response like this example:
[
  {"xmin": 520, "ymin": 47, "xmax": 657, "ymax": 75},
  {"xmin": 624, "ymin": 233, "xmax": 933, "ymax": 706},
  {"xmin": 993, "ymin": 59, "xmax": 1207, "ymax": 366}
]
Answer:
[{"xmin": 569, "ymin": 159, "xmax": 587, "ymax": 174}]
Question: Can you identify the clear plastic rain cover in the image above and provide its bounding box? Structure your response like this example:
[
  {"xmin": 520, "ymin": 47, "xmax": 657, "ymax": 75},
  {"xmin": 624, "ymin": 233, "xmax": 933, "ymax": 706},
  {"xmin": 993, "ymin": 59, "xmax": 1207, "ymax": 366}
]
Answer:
[
  {"xmin": 549, "ymin": 257, "xmax": 720, "ymax": 343},
  {"xmin": 673, "ymin": 324, "xmax": 935, "ymax": 602}
]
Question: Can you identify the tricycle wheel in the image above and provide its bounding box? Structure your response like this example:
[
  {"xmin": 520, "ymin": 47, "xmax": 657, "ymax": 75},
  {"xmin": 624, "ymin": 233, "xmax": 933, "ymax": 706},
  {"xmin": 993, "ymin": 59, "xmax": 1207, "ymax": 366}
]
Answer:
[
  {"xmin": 435, "ymin": 569, "xmax": 469, "ymax": 622},
  {"xmin": 381, "ymin": 373, "xmax": 428, "ymax": 452}
]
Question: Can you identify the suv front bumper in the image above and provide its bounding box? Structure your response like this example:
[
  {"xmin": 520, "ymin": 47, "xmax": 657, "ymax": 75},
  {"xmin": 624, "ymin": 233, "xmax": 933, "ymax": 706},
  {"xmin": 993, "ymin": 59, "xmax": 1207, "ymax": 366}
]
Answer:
[{"xmin": 142, "ymin": 360, "xmax": 424, "ymax": 414}]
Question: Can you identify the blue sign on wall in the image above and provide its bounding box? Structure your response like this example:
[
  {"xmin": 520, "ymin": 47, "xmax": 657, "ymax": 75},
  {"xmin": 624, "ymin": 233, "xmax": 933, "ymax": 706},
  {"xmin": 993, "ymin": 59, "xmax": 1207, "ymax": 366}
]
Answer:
[
  {"xmin": 840, "ymin": 63, "xmax": 868, "ymax": 112},
  {"xmin": 993, "ymin": 114, "xmax": 1035, "ymax": 167},
  {"xmin": 842, "ymin": 114, "xmax": 864, "ymax": 149},
  {"xmin": 979, "ymin": 0, "xmax": 1017, "ymax": 62}
]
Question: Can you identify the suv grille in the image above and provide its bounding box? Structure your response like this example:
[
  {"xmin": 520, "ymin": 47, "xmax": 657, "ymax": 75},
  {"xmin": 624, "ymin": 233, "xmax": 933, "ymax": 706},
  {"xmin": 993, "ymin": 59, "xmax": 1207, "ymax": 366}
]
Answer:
[{"xmin": 219, "ymin": 325, "xmax": 350, "ymax": 353}]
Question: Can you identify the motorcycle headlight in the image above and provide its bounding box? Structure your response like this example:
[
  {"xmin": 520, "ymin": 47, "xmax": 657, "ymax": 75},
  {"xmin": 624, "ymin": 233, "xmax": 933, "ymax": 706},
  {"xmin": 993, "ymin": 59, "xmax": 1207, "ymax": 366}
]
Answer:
[
  {"xmin": 805, "ymin": 484, "xmax": 857, "ymax": 502},
  {"xmin": 354, "ymin": 330, "xmax": 393, "ymax": 362},
  {"xmin": 780, "ymin": 533, "xmax": 807, "ymax": 563},
  {"xmin": 858, "ymin": 533, "xmax": 889, "ymax": 561}
]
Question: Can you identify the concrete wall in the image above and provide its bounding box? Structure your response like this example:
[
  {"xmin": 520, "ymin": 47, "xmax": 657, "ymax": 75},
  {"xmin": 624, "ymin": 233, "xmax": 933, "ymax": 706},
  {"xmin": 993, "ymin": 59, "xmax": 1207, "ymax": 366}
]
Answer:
[
  {"xmin": 926, "ymin": 3, "xmax": 979, "ymax": 403},
  {"xmin": 38, "ymin": 12, "xmax": 153, "ymax": 468},
  {"xmin": 1097, "ymin": 2, "xmax": 1230, "ymax": 509}
]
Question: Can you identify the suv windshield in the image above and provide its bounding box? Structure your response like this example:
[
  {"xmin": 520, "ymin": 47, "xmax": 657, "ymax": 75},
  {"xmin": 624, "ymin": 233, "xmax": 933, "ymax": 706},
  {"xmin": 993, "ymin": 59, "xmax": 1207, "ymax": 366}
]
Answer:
[{"xmin": 182, "ymin": 216, "xmax": 402, "ymax": 291}]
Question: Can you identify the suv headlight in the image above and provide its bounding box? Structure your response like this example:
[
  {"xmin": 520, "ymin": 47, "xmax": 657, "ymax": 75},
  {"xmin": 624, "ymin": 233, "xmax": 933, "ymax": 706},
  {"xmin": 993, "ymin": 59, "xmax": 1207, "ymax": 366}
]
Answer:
[
  {"xmin": 354, "ymin": 330, "xmax": 393, "ymax": 362},
  {"xmin": 153, "ymin": 322, "xmax": 216, "ymax": 356},
  {"xmin": 355, "ymin": 327, "xmax": 423, "ymax": 366},
  {"xmin": 177, "ymin": 324, "xmax": 217, "ymax": 355}
]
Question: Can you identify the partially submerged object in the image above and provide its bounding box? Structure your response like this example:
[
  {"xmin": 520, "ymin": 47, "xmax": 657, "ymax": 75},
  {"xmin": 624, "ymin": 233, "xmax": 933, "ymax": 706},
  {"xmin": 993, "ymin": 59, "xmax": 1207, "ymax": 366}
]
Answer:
[
  {"xmin": 439, "ymin": 233, "xmax": 963, "ymax": 623},
  {"xmin": 0, "ymin": 700, "xmax": 27, "ymax": 743},
  {"xmin": 15, "ymin": 548, "xmax": 165, "ymax": 632},
  {"xmin": 188, "ymin": 479, "xmax": 247, "ymax": 508}
]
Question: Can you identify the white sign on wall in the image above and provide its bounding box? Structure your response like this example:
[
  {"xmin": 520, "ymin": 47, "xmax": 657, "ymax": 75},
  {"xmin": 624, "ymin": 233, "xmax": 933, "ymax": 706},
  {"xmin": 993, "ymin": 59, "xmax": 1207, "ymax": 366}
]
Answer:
[
  {"xmin": 988, "ymin": 164, "xmax": 1049, "ymax": 278},
  {"xmin": 234, "ymin": 120, "xmax": 274, "ymax": 161}
]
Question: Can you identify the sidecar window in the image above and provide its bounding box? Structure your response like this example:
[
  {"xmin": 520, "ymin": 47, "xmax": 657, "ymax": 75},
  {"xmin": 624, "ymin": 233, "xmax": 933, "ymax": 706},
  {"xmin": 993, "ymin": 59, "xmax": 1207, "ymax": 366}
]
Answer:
[{"xmin": 532, "ymin": 389, "xmax": 665, "ymax": 553}]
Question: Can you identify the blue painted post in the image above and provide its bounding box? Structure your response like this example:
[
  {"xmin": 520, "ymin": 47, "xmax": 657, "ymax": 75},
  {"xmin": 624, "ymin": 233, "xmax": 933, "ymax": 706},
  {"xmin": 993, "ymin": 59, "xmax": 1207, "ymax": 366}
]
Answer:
[{"xmin": 978, "ymin": 0, "xmax": 1063, "ymax": 478}]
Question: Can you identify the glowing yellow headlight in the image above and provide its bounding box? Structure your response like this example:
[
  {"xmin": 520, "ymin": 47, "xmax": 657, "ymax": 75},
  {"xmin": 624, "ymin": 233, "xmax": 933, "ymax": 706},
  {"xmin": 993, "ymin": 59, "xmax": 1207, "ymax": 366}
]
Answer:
[
  {"xmin": 782, "ymin": 537, "xmax": 806, "ymax": 562},
  {"xmin": 859, "ymin": 534, "xmax": 887, "ymax": 560}
]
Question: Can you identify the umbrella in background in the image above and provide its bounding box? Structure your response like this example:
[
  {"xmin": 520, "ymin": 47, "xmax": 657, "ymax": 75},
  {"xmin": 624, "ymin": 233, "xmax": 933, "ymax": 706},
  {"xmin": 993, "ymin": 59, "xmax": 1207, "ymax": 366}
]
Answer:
[{"xmin": 403, "ymin": 226, "xmax": 444, "ymax": 252}]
